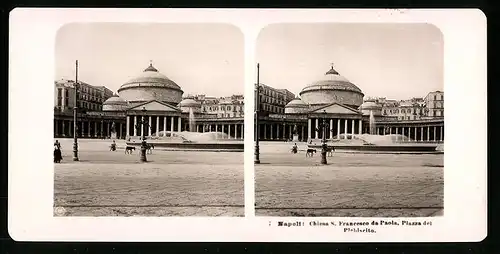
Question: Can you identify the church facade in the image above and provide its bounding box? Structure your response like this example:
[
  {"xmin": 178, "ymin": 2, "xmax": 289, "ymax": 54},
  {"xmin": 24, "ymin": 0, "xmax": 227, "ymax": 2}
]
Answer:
[
  {"xmin": 257, "ymin": 65, "xmax": 445, "ymax": 143},
  {"xmin": 53, "ymin": 63, "xmax": 245, "ymax": 140}
]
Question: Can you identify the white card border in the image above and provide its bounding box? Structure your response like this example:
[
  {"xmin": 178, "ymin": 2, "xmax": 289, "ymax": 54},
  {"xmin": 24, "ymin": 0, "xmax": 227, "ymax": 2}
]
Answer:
[{"xmin": 8, "ymin": 8, "xmax": 487, "ymax": 242}]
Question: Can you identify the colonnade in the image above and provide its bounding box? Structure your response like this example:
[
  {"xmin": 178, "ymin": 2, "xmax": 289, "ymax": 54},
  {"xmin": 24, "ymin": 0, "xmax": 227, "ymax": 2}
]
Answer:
[
  {"xmin": 256, "ymin": 123, "xmax": 307, "ymax": 141},
  {"xmin": 126, "ymin": 115, "xmax": 244, "ymax": 139},
  {"xmin": 197, "ymin": 123, "xmax": 245, "ymax": 139},
  {"xmin": 54, "ymin": 119, "xmax": 125, "ymax": 139},
  {"xmin": 127, "ymin": 115, "xmax": 181, "ymax": 138},
  {"xmin": 308, "ymin": 118, "xmax": 363, "ymax": 140},
  {"xmin": 374, "ymin": 125, "xmax": 444, "ymax": 142}
]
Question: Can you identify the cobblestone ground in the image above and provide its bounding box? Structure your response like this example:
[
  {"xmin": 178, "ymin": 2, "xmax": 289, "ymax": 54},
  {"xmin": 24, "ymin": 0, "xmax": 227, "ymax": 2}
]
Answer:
[
  {"xmin": 54, "ymin": 139, "xmax": 244, "ymax": 217},
  {"xmin": 255, "ymin": 142, "xmax": 444, "ymax": 217}
]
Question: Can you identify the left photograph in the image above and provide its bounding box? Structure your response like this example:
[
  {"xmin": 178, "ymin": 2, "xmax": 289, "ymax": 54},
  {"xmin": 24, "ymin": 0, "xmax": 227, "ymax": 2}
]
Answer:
[{"xmin": 53, "ymin": 23, "xmax": 245, "ymax": 217}]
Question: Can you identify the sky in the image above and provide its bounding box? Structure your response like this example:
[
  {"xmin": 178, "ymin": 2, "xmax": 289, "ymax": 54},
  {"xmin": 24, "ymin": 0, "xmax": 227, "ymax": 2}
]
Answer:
[
  {"xmin": 55, "ymin": 23, "xmax": 244, "ymax": 97},
  {"xmin": 256, "ymin": 23, "xmax": 444, "ymax": 100}
]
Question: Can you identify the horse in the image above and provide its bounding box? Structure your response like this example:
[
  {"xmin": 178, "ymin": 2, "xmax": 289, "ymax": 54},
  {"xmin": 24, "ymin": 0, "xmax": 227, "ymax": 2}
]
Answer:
[
  {"xmin": 306, "ymin": 149, "xmax": 316, "ymax": 157},
  {"xmin": 146, "ymin": 144, "xmax": 155, "ymax": 154},
  {"xmin": 125, "ymin": 146, "xmax": 136, "ymax": 154},
  {"xmin": 325, "ymin": 146, "xmax": 336, "ymax": 157}
]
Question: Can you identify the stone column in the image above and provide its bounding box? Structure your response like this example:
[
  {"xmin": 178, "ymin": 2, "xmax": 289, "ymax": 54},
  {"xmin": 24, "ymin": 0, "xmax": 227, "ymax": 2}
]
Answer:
[
  {"xmin": 414, "ymin": 127, "xmax": 417, "ymax": 142},
  {"xmin": 170, "ymin": 116, "xmax": 174, "ymax": 132},
  {"xmin": 81, "ymin": 121, "xmax": 84, "ymax": 137},
  {"xmin": 156, "ymin": 116, "xmax": 160, "ymax": 136},
  {"xmin": 163, "ymin": 116, "xmax": 167, "ymax": 133},
  {"xmin": 389, "ymin": 126, "xmax": 392, "ymax": 135},
  {"xmin": 228, "ymin": 124, "xmax": 232, "ymax": 139},
  {"xmin": 344, "ymin": 119, "xmax": 348, "ymax": 139},
  {"xmin": 87, "ymin": 121, "xmax": 91, "ymax": 137},
  {"xmin": 420, "ymin": 127, "xmax": 424, "ymax": 141},
  {"xmin": 94, "ymin": 121, "xmax": 98, "ymax": 137},
  {"xmin": 433, "ymin": 126, "xmax": 437, "ymax": 141},
  {"xmin": 315, "ymin": 119, "xmax": 319, "ymax": 139},
  {"xmin": 440, "ymin": 126, "xmax": 443, "ymax": 142},
  {"xmin": 133, "ymin": 116, "xmax": 137, "ymax": 137},
  {"xmin": 197, "ymin": 125, "xmax": 200, "ymax": 133},
  {"xmin": 358, "ymin": 119, "xmax": 362, "ymax": 135},
  {"xmin": 270, "ymin": 124, "xmax": 274, "ymax": 140},
  {"xmin": 241, "ymin": 124, "xmax": 244, "ymax": 139},
  {"xmin": 126, "ymin": 116, "xmax": 130, "ymax": 138},
  {"xmin": 277, "ymin": 124, "xmax": 280, "ymax": 140},
  {"xmin": 427, "ymin": 126, "xmax": 430, "ymax": 141},
  {"xmin": 100, "ymin": 121, "xmax": 104, "ymax": 138},
  {"xmin": 337, "ymin": 119, "xmax": 341, "ymax": 140},
  {"xmin": 395, "ymin": 126, "xmax": 398, "ymax": 141},
  {"xmin": 139, "ymin": 116, "xmax": 146, "ymax": 137},
  {"xmin": 62, "ymin": 120, "xmax": 66, "ymax": 137},
  {"xmin": 264, "ymin": 124, "xmax": 267, "ymax": 140},
  {"xmin": 148, "ymin": 116, "xmax": 152, "ymax": 136},
  {"xmin": 307, "ymin": 118, "xmax": 312, "ymax": 141},
  {"xmin": 55, "ymin": 120, "xmax": 58, "ymax": 137},
  {"xmin": 351, "ymin": 119, "xmax": 355, "ymax": 135},
  {"xmin": 328, "ymin": 119, "xmax": 332, "ymax": 139},
  {"xmin": 119, "ymin": 123, "xmax": 122, "ymax": 139},
  {"xmin": 177, "ymin": 116, "xmax": 181, "ymax": 133}
]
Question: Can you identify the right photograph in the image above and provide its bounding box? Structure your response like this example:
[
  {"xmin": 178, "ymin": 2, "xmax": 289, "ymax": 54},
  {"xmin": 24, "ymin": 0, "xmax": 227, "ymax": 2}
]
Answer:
[{"xmin": 254, "ymin": 23, "xmax": 444, "ymax": 217}]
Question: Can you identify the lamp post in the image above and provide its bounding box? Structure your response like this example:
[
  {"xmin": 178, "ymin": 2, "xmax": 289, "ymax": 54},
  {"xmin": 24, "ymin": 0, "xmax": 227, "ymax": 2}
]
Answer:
[
  {"xmin": 254, "ymin": 63, "xmax": 262, "ymax": 164},
  {"xmin": 135, "ymin": 107, "xmax": 149, "ymax": 162},
  {"xmin": 72, "ymin": 60, "xmax": 79, "ymax": 161},
  {"xmin": 315, "ymin": 110, "xmax": 329, "ymax": 165}
]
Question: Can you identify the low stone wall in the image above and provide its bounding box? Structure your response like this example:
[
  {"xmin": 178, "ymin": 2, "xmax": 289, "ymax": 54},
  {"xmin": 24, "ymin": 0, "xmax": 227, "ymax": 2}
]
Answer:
[
  {"xmin": 308, "ymin": 144, "xmax": 440, "ymax": 152},
  {"xmin": 126, "ymin": 142, "xmax": 244, "ymax": 151}
]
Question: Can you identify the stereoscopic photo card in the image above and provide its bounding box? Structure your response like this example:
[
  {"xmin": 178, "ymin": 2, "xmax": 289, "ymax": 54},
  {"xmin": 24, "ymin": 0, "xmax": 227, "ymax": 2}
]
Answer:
[{"xmin": 8, "ymin": 8, "xmax": 487, "ymax": 242}]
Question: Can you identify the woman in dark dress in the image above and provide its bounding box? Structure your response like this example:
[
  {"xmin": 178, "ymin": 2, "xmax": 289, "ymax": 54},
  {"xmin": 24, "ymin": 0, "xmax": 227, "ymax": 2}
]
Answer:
[{"xmin": 54, "ymin": 145, "xmax": 62, "ymax": 163}]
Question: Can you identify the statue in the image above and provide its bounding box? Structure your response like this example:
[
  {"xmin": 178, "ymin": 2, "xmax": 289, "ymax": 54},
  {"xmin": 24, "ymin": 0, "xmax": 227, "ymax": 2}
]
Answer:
[
  {"xmin": 293, "ymin": 124, "xmax": 298, "ymax": 135},
  {"xmin": 111, "ymin": 122, "xmax": 116, "ymax": 133}
]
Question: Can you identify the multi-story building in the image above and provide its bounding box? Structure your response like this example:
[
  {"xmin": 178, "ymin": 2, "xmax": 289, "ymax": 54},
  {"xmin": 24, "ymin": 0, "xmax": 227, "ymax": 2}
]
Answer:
[
  {"xmin": 54, "ymin": 79, "xmax": 114, "ymax": 113},
  {"xmin": 54, "ymin": 63, "xmax": 245, "ymax": 140},
  {"xmin": 255, "ymin": 65, "xmax": 445, "ymax": 143},
  {"xmin": 190, "ymin": 94, "xmax": 244, "ymax": 118},
  {"xmin": 379, "ymin": 97, "xmax": 428, "ymax": 121},
  {"xmin": 424, "ymin": 91, "xmax": 444, "ymax": 117},
  {"xmin": 257, "ymin": 83, "xmax": 296, "ymax": 115}
]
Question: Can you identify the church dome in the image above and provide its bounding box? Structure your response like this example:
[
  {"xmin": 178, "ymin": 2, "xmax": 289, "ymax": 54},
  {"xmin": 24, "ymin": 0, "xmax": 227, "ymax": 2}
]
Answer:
[
  {"xmin": 285, "ymin": 97, "xmax": 309, "ymax": 114},
  {"xmin": 103, "ymin": 95, "xmax": 127, "ymax": 105},
  {"xmin": 299, "ymin": 65, "xmax": 364, "ymax": 108},
  {"xmin": 103, "ymin": 94, "xmax": 128, "ymax": 111},
  {"xmin": 360, "ymin": 99, "xmax": 382, "ymax": 110},
  {"xmin": 360, "ymin": 99, "xmax": 382, "ymax": 116},
  {"xmin": 117, "ymin": 62, "xmax": 184, "ymax": 105},
  {"xmin": 285, "ymin": 97, "xmax": 308, "ymax": 108},
  {"xmin": 179, "ymin": 98, "xmax": 201, "ymax": 108}
]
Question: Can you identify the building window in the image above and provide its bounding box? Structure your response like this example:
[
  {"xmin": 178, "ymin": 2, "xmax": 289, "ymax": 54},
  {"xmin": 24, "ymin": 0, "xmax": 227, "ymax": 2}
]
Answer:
[
  {"xmin": 65, "ymin": 89, "xmax": 69, "ymax": 97},
  {"xmin": 57, "ymin": 88, "xmax": 62, "ymax": 98},
  {"xmin": 57, "ymin": 98, "xmax": 62, "ymax": 106},
  {"xmin": 64, "ymin": 98, "xmax": 68, "ymax": 107}
]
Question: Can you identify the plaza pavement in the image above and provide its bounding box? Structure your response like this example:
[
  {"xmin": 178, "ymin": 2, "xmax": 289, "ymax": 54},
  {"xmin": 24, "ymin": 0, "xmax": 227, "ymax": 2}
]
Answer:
[
  {"xmin": 53, "ymin": 138, "xmax": 244, "ymax": 216},
  {"xmin": 255, "ymin": 142, "xmax": 444, "ymax": 217}
]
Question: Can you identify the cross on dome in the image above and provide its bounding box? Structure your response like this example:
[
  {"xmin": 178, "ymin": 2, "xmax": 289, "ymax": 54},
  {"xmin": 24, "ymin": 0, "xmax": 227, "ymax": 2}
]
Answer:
[
  {"xmin": 325, "ymin": 62, "xmax": 340, "ymax": 75},
  {"xmin": 144, "ymin": 60, "xmax": 158, "ymax": 72}
]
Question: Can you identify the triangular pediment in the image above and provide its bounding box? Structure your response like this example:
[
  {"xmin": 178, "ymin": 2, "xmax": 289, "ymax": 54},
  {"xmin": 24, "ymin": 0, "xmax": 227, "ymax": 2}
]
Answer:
[
  {"xmin": 128, "ymin": 100, "xmax": 180, "ymax": 112},
  {"xmin": 311, "ymin": 103, "xmax": 361, "ymax": 114}
]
